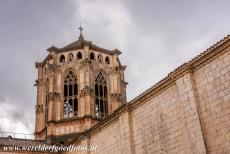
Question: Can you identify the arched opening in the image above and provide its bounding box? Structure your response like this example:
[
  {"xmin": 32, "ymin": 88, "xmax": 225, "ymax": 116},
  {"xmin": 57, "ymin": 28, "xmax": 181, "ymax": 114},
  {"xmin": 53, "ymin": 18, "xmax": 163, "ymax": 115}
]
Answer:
[
  {"xmin": 98, "ymin": 54, "xmax": 103, "ymax": 63},
  {"xmin": 63, "ymin": 71, "xmax": 78, "ymax": 118},
  {"xmin": 60, "ymin": 55, "xmax": 65, "ymax": 62},
  {"xmin": 95, "ymin": 72, "xmax": 108, "ymax": 118},
  {"xmin": 68, "ymin": 53, "xmax": 74, "ymax": 62},
  {"xmin": 90, "ymin": 52, "xmax": 95, "ymax": 60},
  {"xmin": 77, "ymin": 52, "xmax": 82, "ymax": 59},
  {"xmin": 105, "ymin": 56, "xmax": 110, "ymax": 64}
]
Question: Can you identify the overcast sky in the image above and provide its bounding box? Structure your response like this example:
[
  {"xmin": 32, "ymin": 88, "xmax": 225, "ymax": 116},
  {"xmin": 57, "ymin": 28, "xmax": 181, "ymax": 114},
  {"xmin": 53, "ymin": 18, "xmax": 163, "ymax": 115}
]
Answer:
[{"xmin": 0, "ymin": 0, "xmax": 229, "ymax": 136}]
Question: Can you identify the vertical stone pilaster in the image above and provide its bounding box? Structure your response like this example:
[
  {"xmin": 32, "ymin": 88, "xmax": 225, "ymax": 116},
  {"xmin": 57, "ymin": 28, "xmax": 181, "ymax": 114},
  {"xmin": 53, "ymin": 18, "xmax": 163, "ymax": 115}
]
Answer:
[
  {"xmin": 176, "ymin": 72, "xmax": 207, "ymax": 154},
  {"xmin": 35, "ymin": 65, "xmax": 45, "ymax": 136},
  {"xmin": 85, "ymin": 95, "xmax": 91, "ymax": 115},
  {"xmin": 118, "ymin": 109, "xmax": 135, "ymax": 154},
  {"xmin": 84, "ymin": 45, "xmax": 89, "ymax": 59},
  {"xmin": 55, "ymin": 70, "xmax": 62, "ymax": 121},
  {"xmin": 48, "ymin": 97, "xmax": 53, "ymax": 122},
  {"xmin": 55, "ymin": 101, "xmax": 61, "ymax": 121}
]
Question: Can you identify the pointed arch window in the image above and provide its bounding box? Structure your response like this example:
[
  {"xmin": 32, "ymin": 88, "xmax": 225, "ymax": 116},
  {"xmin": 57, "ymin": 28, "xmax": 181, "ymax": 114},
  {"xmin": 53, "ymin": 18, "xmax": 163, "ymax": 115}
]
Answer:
[
  {"xmin": 105, "ymin": 56, "xmax": 110, "ymax": 64},
  {"xmin": 90, "ymin": 52, "xmax": 95, "ymax": 60},
  {"xmin": 95, "ymin": 72, "xmax": 108, "ymax": 118},
  {"xmin": 98, "ymin": 54, "xmax": 103, "ymax": 63},
  {"xmin": 63, "ymin": 71, "xmax": 78, "ymax": 118},
  {"xmin": 60, "ymin": 55, "xmax": 65, "ymax": 62},
  {"xmin": 77, "ymin": 52, "xmax": 82, "ymax": 59}
]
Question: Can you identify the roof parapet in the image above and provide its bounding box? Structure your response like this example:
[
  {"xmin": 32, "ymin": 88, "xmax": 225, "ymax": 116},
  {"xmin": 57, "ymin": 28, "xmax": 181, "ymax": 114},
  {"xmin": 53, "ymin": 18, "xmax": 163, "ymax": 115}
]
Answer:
[
  {"xmin": 35, "ymin": 62, "xmax": 42, "ymax": 68},
  {"xmin": 47, "ymin": 46, "xmax": 59, "ymax": 52},
  {"xmin": 112, "ymin": 48, "xmax": 122, "ymax": 55}
]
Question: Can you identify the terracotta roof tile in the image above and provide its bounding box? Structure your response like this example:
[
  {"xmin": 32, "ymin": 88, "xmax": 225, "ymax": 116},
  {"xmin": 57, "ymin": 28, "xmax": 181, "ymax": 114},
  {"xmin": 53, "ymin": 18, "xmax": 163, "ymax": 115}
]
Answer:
[{"xmin": 0, "ymin": 137, "xmax": 46, "ymax": 146}]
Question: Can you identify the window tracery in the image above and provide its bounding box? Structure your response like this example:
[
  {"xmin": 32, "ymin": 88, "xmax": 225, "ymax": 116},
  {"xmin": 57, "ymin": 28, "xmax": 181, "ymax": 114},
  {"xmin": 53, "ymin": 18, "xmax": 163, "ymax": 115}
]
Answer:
[
  {"xmin": 63, "ymin": 71, "xmax": 78, "ymax": 118},
  {"xmin": 95, "ymin": 72, "xmax": 108, "ymax": 118}
]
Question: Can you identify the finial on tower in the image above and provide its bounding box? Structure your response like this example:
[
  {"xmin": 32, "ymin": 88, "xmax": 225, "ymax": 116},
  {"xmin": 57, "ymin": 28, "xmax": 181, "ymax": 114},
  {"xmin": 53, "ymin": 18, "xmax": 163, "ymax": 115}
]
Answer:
[{"xmin": 78, "ymin": 23, "xmax": 84, "ymax": 40}]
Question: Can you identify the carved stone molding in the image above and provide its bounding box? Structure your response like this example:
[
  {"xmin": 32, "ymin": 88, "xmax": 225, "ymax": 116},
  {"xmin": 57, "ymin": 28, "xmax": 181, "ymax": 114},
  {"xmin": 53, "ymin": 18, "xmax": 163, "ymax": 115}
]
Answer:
[
  {"xmin": 47, "ymin": 92, "xmax": 61, "ymax": 101},
  {"xmin": 47, "ymin": 64, "xmax": 58, "ymax": 71},
  {"xmin": 53, "ymin": 92, "xmax": 62, "ymax": 101},
  {"xmin": 36, "ymin": 104, "xmax": 44, "ymax": 114},
  {"xmin": 110, "ymin": 93, "xmax": 122, "ymax": 102},
  {"xmin": 79, "ymin": 59, "xmax": 93, "ymax": 70},
  {"xmin": 48, "ymin": 92, "xmax": 53, "ymax": 101},
  {"xmin": 80, "ymin": 86, "xmax": 93, "ymax": 97},
  {"xmin": 34, "ymin": 78, "xmax": 46, "ymax": 86}
]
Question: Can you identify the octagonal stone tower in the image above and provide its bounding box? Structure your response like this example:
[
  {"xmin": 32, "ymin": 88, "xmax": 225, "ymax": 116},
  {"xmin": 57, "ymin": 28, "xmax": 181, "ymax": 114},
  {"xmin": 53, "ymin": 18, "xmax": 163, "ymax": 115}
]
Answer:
[{"xmin": 34, "ymin": 29, "xmax": 127, "ymax": 144}]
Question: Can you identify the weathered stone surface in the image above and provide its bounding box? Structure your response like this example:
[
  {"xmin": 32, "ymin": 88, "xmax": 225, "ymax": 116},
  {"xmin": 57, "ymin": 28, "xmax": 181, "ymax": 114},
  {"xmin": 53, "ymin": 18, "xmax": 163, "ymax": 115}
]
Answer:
[{"xmin": 1, "ymin": 35, "xmax": 230, "ymax": 154}]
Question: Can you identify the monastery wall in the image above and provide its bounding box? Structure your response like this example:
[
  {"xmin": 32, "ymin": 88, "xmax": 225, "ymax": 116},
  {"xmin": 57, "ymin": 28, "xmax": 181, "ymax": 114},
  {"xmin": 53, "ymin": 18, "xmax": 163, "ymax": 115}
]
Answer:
[
  {"xmin": 66, "ymin": 37, "xmax": 230, "ymax": 154},
  {"xmin": 1, "ymin": 36, "xmax": 229, "ymax": 154},
  {"xmin": 193, "ymin": 48, "xmax": 230, "ymax": 153}
]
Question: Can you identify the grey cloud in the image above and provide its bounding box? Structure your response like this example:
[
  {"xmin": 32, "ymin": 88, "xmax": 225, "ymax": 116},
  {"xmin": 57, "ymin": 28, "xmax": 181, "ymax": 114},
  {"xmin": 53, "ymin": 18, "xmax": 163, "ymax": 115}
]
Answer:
[
  {"xmin": 0, "ymin": 0, "xmax": 77, "ymax": 133},
  {"xmin": 0, "ymin": 0, "xmax": 230, "ymax": 134}
]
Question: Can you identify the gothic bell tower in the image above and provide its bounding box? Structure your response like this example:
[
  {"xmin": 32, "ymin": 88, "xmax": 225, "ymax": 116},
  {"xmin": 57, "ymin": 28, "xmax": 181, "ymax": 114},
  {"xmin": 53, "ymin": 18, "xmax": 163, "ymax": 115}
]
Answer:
[{"xmin": 34, "ymin": 26, "xmax": 127, "ymax": 144}]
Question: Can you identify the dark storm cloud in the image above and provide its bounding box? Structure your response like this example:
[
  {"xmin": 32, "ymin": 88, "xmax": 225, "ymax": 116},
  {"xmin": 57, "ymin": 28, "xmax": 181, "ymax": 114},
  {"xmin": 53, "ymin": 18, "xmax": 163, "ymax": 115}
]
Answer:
[
  {"xmin": 0, "ymin": 0, "xmax": 77, "ymax": 133},
  {"xmin": 0, "ymin": 0, "xmax": 230, "ymax": 134}
]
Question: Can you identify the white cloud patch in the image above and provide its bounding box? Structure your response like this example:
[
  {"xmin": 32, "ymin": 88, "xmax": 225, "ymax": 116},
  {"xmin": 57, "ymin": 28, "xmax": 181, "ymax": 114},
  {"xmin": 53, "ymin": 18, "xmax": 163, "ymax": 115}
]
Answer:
[{"xmin": 0, "ymin": 99, "xmax": 34, "ymax": 135}]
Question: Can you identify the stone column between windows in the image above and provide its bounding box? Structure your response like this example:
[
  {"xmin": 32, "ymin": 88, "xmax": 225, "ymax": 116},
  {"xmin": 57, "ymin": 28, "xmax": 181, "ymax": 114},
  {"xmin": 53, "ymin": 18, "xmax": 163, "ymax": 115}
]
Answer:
[
  {"xmin": 84, "ymin": 45, "xmax": 89, "ymax": 59},
  {"xmin": 79, "ymin": 69, "xmax": 85, "ymax": 117},
  {"xmin": 85, "ymin": 68, "xmax": 91, "ymax": 116},
  {"xmin": 55, "ymin": 70, "xmax": 62, "ymax": 121},
  {"xmin": 48, "ymin": 81, "xmax": 53, "ymax": 122}
]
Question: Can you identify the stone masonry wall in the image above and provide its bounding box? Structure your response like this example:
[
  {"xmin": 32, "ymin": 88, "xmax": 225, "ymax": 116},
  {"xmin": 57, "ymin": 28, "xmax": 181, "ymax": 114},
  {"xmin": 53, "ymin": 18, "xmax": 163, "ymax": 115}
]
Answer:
[
  {"xmin": 193, "ymin": 48, "xmax": 230, "ymax": 153},
  {"xmin": 131, "ymin": 84, "xmax": 185, "ymax": 153},
  {"xmin": 63, "ymin": 38, "xmax": 230, "ymax": 154},
  {"xmin": 89, "ymin": 119, "xmax": 121, "ymax": 154}
]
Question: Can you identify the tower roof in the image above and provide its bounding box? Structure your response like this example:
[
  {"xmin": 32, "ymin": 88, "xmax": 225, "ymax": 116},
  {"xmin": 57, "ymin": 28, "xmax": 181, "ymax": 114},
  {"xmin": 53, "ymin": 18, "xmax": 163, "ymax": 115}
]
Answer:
[{"xmin": 47, "ymin": 36, "xmax": 121, "ymax": 55}]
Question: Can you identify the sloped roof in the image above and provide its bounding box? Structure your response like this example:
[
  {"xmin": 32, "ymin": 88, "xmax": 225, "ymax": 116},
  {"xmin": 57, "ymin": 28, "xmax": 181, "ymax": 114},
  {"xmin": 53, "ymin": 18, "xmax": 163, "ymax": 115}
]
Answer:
[
  {"xmin": 47, "ymin": 36, "xmax": 121, "ymax": 55},
  {"xmin": 0, "ymin": 137, "xmax": 46, "ymax": 146}
]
